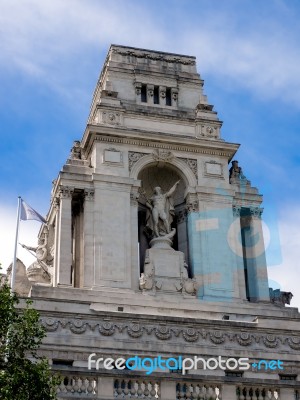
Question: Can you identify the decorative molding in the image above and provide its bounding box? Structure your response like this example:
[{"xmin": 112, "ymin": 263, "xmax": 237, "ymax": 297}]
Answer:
[
  {"xmin": 179, "ymin": 158, "xmax": 198, "ymax": 180},
  {"xmin": 111, "ymin": 47, "xmax": 196, "ymax": 65},
  {"xmin": 94, "ymin": 135, "xmax": 233, "ymax": 159},
  {"xmin": 152, "ymin": 149, "xmax": 174, "ymax": 163},
  {"xmin": 101, "ymin": 111, "xmax": 123, "ymax": 126},
  {"xmin": 40, "ymin": 317, "xmax": 300, "ymax": 351},
  {"xmin": 128, "ymin": 151, "xmax": 148, "ymax": 171}
]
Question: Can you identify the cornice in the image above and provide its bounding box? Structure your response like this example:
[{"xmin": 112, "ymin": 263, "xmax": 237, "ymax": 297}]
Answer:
[{"xmin": 82, "ymin": 125, "xmax": 239, "ymax": 160}]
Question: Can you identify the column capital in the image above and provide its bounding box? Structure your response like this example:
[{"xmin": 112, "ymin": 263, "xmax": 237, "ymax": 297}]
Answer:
[
  {"xmin": 84, "ymin": 189, "xmax": 94, "ymax": 201},
  {"xmin": 232, "ymin": 204, "xmax": 241, "ymax": 217},
  {"xmin": 58, "ymin": 186, "xmax": 74, "ymax": 199},
  {"xmin": 250, "ymin": 206, "xmax": 263, "ymax": 219}
]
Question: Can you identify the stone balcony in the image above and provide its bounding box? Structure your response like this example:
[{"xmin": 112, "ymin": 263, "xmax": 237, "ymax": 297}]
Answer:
[{"xmin": 53, "ymin": 368, "xmax": 299, "ymax": 400}]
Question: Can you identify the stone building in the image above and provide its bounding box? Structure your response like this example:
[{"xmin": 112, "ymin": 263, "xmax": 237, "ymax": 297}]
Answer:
[{"xmin": 13, "ymin": 45, "xmax": 300, "ymax": 399}]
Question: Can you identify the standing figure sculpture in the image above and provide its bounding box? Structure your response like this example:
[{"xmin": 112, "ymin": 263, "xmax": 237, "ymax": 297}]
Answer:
[
  {"xmin": 229, "ymin": 160, "xmax": 246, "ymax": 184},
  {"xmin": 145, "ymin": 180, "xmax": 180, "ymax": 238}
]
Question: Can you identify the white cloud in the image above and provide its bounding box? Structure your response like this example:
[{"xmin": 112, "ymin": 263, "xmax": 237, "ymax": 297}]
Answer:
[{"xmin": 1, "ymin": 0, "xmax": 300, "ymax": 107}]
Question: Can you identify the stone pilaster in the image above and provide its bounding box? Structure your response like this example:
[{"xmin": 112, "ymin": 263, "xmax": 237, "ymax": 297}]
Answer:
[
  {"xmin": 130, "ymin": 187, "xmax": 140, "ymax": 289},
  {"xmin": 230, "ymin": 205, "xmax": 247, "ymax": 300},
  {"xmin": 83, "ymin": 189, "xmax": 95, "ymax": 288},
  {"xmin": 248, "ymin": 206, "xmax": 270, "ymax": 302},
  {"xmin": 56, "ymin": 186, "xmax": 73, "ymax": 287},
  {"xmin": 147, "ymin": 84, "xmax": 154, "ymax": 105}
]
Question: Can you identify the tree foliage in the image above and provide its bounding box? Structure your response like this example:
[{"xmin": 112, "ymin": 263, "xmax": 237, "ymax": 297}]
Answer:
[{"xmin": 0, "ymin": 282, "xmax": 60, "ymax": 399}]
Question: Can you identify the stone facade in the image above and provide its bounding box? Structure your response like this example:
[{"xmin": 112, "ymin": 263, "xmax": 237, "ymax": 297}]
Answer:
[{"xmin": 11, "ymin": 45, "xmax": 300, "ymax": 398}]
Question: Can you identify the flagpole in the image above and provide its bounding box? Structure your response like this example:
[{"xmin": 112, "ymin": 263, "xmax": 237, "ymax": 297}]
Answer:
[{"xmin": 11, "ymin": 196, "xmax": 21, "ymax": 292}]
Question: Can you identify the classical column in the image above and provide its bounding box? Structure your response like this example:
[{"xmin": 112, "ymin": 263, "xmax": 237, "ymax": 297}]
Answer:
[
  {"xmin": 177, "ymin": 209, "xmax": 189, "ymax": 265},
  {"xmin": 186, "ymin": 196, "xmax": 203, "ymax": 296},
  {"xmin": 159, "ymin": 86, "xmax": 166, "ymax": 106},
  {"xmin": 229, "ymin": 205, "xmax": 247, "ymax": 300},
  {"xmin": 130, "ymin": 187, "xmax": 140, "ymax": 289},
  {"xmin": 56, "ymin": 186, "xmax": 73, "ymax": 287},
  {"xmin": 52, "ymin": 198, "xmax": 60, "ymax": 287},
  {"xmin": 147, "ymin": 84, "xmax": 154, "ymax": 105},
  {"xmin": 171, "ymin": 87, "xmax": 178, "ymax": 107},
  {"xmin": 135, "ymin": 82, "xmax": 141, "ymax": 104},
  {"xmin": 83, "ymin": 189, "xmax": 95, "ymax": 288},
  {"xmin": 248, "ymin": 207, "xmax": 270, "ymax": 301}
]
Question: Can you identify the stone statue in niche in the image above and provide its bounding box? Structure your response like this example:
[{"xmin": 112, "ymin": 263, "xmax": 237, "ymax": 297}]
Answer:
[
  {"xmin": 229, "ymin": 160, "xmax": 246, "ymax": 184},
  {"xmin": 145, "ymin": 180, "xmax": 180, "ymax": 238}
]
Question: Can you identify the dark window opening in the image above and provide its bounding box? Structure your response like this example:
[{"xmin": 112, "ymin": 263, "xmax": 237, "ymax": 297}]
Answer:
[
  {"xmin": 225, "ymin": 371, "xmax": 243, "ymax": 377},
  {"xmin": 166, "ymin": 88, "xmax": 172, "ymax": 106},
  {"xmin": 52, "ymin": 359, "xmax": 74, "ymax": 366},
  {"xmin": 141, "ymin": 85, "xmax": 147, "ymax": 102},
  {"xmin": 279, "ymin": 374, "xmax": 297, "ymax": 380},
  {"xmin": 154, "ymin": 86, "xmax": 159, "ymax": 104}
]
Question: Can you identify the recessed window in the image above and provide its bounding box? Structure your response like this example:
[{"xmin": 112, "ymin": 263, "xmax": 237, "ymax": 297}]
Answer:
[
  {"xmin": 141, "ymin": 84, "xmax": 147, "ymax": 102},
  {"xmin": 166, "ymin": 88, "xmax": 172, "ymax": 106},
  {"xmin": 279, "ymin": 374, "xmax": 297, "ymax": 380},
  {"xmin": 154, "ymin": 86, "xmax": 159, "ymax": 104}
]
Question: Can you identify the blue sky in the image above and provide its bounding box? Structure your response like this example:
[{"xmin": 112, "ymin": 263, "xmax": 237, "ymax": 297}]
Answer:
[{"xmin": 0, "ymin": 0, "xmax": 299, "ymax": 307}]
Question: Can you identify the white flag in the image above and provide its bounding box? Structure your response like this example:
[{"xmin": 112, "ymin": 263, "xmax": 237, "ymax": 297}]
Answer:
[{"xmin": 20, "ymin": 199, "xmax": 46, "ymax": 223}]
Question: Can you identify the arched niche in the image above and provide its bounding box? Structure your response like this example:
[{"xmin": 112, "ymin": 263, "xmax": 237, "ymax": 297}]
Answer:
[{"xmin": 133, "ymin": 158, "xmax": 195, "ymax": 276}]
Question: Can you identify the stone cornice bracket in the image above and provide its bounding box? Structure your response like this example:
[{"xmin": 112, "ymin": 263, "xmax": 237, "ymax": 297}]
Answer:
[
  {"xmin": 152, "ymin": 149, "xmax": 174, "ymax": 166},
  {"xmin": 250, "ymin": 207, "xmax": 263, "ymax": 219},
  {"xmin": 232, "ymin": 205, "xmax": 242, "ymax": 217},
  {"xmin": 84, "ymin": 189, "xmax": 95, "ymax": 201},
  {"xmin": 58, "ymin": 186, "xmax": 74, "ymax": 199}
]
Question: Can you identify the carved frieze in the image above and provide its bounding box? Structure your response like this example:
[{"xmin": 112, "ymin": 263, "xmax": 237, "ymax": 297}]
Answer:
[
  {"xmin": 128, "ymin": 151, "xmax": 148, "ymax": 171},
  {"xmin": 196, "ymin": 124, "xmax": 220, "ymax": 140},
  {"xmin": 101, "ymin": 111, "xmax": 122, "ymax": 125},
  {"xmin": 179, "ymin": 158, "xmax": 198, "ymax": 180},
  {"xmin": 40, "ymin": 316, "xmax": 300, "ymax": 352}
]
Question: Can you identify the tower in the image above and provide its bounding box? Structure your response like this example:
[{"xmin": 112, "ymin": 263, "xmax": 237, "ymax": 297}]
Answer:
[{"xmin": 23, "ymin": 45, "xmax": 300, "ymax": 398}]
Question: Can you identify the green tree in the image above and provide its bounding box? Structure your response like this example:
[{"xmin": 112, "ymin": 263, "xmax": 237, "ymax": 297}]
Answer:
[{"xmin": 0, "ymin": 282, "xmax": 60, "ymax": 400}]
